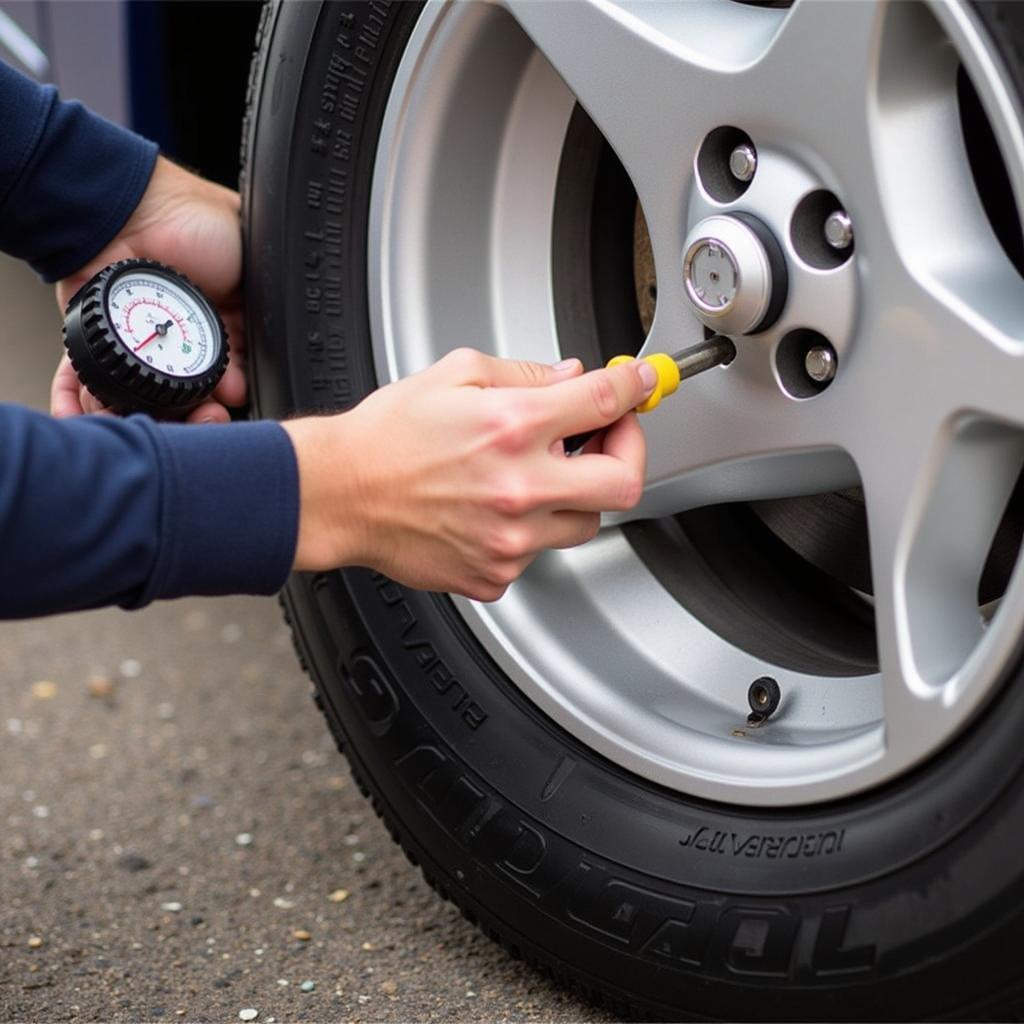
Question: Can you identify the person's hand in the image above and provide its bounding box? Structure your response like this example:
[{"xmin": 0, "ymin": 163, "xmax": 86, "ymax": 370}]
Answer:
[
  {"xmin": 50, "ymin": 156, "xmax": 246, "ymax": 423},
  {"xmin": 282, "ymin": 348, "xmax": 656, "ymax": 601}
]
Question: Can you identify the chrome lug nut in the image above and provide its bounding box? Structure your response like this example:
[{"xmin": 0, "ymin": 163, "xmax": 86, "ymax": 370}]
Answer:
[
  {"xmin": 805, "ymin": 344, "xmax": 837, "ymax": 384},
  {"xmin": 728, "ymin": 143, "xmax": 757, "ymax": 183},
  {"xmin": 824, "ymin": 209, "xmax": 853, "ymax": 250}
]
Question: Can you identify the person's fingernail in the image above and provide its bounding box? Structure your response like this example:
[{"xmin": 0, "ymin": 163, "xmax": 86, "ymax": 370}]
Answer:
[
  {"xmin": 637, "ymin": 360, "xmax": 658, "ymax": 394},
  {"xmin": 552, "ymin": 358, "xmax": 581, "ymax": 374},
  {"xmin": 200, "ymin": 416, "xmax": 215, "ymax": 424}
]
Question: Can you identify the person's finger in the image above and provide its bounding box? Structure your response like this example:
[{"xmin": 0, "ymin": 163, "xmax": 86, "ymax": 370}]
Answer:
[
  {"xmin": 548, "ymin": 413, "xmax": 647, "ymax": 512},
  {"xmin": 212, "ymin": 361, "xmax": 246, "ymax": 408},
  {"xmin": 78, "ymin": 383, "xmax": 109, "ymax": 416},
  {"xmin": 50, "ymin": 355, "xmax": 84, "ymax": 417},
  {"xmin": 598, "ymin": 404, "xmax": 647, "ymax": 467},
  {"xmin": 532, "ymin": 360, "xmax": 657, "ymax": 440},
  {"xmin": 461, "ymin": 576, "xmax": 510, "ymax": 604},
  {"xmin": 221, "ymin": 307, "xmax": 244, "ymax": 349},
  {"xmin": 185, "ymin": 400, "xmax": 231, "ymax": 425},
  {"xmin": 532, "ymin": 509, "xmax": 602, "ymax": 550},
  {"xmin": 438, "ymin": 347, "xmax": 584, "ymax": 389}
]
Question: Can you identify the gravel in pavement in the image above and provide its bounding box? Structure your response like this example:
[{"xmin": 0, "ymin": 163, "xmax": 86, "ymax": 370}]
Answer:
[{"xmin": 0, "ymin": 596, "xmax": 609, "ymax": 1022}]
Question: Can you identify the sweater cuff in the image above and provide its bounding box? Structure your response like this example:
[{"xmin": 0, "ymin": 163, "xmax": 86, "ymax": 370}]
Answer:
[{"xmin": 130, "ymin": 418, "xmax": 299, "ymax": 605}]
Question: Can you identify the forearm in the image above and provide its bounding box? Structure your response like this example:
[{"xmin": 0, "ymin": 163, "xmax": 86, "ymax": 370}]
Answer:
[
  {"xmin": 0, "ymin": 404, "xmax": 298, "ymax": 619},
  {"xmin": 0, "ymin": 59, "xmax": 158, "ymax": 281}
]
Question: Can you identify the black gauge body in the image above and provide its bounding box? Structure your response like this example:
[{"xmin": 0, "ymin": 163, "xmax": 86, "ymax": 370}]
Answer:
[{"xmin": 62, "ymin": 258, "xmax": 229, "ymax": 416}]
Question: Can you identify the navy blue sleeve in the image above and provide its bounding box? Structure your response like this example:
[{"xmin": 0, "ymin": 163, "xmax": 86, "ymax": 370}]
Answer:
[
  {"xmin": 0, "ymin": 405, "xmax": 299, "ymax": 619},
  {"xmin": 0, "ymin": 59, "xmax": 158, "ymax": 282}
]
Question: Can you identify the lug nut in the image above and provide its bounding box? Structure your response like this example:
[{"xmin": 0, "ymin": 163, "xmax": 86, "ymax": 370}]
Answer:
[
  {"xmin": 728, "ymin": 143, "xmax": 757, "ymax": 183},
  {"xmin": 824, "ymin": 209, "xmax": 853, "ymax": 250},
  {"xmin": 805, "ymin": 344, "xmax": 837, "ymax": 384}
]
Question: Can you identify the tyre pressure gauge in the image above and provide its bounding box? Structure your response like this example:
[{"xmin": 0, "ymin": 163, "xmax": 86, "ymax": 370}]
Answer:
[{"xmin": 63, "ymin": 258, "xmax": 229, "ymax": 416}]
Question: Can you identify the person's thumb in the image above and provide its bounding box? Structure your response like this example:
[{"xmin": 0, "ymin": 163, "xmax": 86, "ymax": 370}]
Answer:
[{"xmin": 543, "ymin": 357, "xmax": 659, "ymax": 439}]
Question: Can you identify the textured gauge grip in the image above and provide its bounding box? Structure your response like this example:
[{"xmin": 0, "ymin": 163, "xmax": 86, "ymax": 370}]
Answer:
[{"xmin": 62, "ymin": 258, "xmax": 229, "ymax": 416}]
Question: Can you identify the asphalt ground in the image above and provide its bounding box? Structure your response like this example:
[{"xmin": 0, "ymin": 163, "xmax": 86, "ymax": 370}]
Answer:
[
  {"xmin": 0, "ymin": 259, "xmax": 608, "ymax": 1022},
  {"xmin": 0, "ymin": 597, "xmax": 610, "ymax": 1023}
]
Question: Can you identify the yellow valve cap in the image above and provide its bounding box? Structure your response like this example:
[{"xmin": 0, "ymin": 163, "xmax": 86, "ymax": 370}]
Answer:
[{"xmin": 606, "ymin": 353, "xmax": 681, "ymax": 414}]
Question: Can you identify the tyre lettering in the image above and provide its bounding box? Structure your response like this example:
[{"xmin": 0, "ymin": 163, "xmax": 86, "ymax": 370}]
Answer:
[
  {"xmin": 562, "ymin": 869, "xmax": 798, "ymax": 978},
  {"xmin": 499, "ymin": 821, "xmax": 546, "ymax": 879},
  {"xmin": 334, "ymin": 3, "xmax": 390, "ymax": 58},
  {"xmin": 436, "ymin": 775, "xmax": 489, "ymax": 837},
  {"xmin": 642, "ymin": 908, "xmax": 713, "ymax": 967},
  {"xmin": 311, "ymin": 116, "xmax": 330, "ymax": 158},
  {"xmin": 568, "ymin": 872, "xmax": 677, "ymax": 945},
  {"xmin": 324, "ymin": 51, "xmax": 366, "ymax": 104},
  {"xmin": 332, "ymin": 129, "xmax": 352, "ymax": 162},
  {"xmin": 317, "ymin": 3, "xmax": 392, "ymax": 145},
  {"xmin": 679, "ymin": 825, "xmax": 846, "ymax": 859},
  {"xmin": 299, "ymin": 234, "xmax": 351, "ymax": 403},
  {"xmin": 395, "ymin": 743, "xmax": 447, "ymax": 783},
  {"xmin": 811, "ymin": 906, "xmax": 877, "ymax": 976},
  {"xmin": 373, "ymin": 574, "xmax": 489, "ymax": 729},
  {"xmin": 324, "ymin": 208, "xmax": 343, "ymax": 258},
  {"xmin": 392, "ymin": 743, "xmax": 568, "ymax": 897},
  {"xmin": 347, "ymin": 653, "xmax": 399, "ymax": 736},
  {"xmin": 717, "ymin": 907, "xmax": 798, "ymax": 977},
  {"xmin": 477, "ymin": 816, "xmax": 559, "ymax": 897},
  {"xmin": 395, "ymin": 745, "xmax": 494, "ymax": 838},
  {"xmin": 367, "ymin": 703, "xmax": 876, "ymax": 981}
]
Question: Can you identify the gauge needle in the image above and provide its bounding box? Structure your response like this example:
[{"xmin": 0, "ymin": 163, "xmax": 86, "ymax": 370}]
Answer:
[{"xmin": 134, "ymin": 320, "xmax": 174, "ymax": 352}]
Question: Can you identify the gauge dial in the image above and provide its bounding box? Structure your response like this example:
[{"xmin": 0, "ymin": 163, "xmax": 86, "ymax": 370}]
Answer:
[
  {"xmin": 63, "ymin": 258, "xmax": 229, "ymax": 416},
  {"xmin": 106, "ymin": 269, "xmax": 218, "ymax": 378}
]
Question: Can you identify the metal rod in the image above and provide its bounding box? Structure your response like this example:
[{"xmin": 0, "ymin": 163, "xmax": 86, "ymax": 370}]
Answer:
[
  {"xmin": 674, "ymin": 334, "xmax": 736, "ymax": 380},
  {"xmin": 564, "ymin": 334, "xmax": 735, "ymax": 454}
]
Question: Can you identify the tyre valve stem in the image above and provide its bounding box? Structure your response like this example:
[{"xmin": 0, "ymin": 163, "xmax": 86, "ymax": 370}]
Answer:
[
  {"xmin": 564, "ymin": 334, "xmax": 736, "ymax": 454},
  {"xmin": 746, "ymin": 677, "xmax": 781, "ymax": 728}
]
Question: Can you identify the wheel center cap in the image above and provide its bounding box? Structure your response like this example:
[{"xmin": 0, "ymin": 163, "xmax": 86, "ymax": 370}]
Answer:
[
  {"xmin": 686, "ymin": 241, "xmax": 738, "ymax": 311},
  {"xmin": 682, "ymin": 215, "xmax": 779, "ymax": 335}
]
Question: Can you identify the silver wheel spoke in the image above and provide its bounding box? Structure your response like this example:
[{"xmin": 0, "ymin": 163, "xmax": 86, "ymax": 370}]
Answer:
[
  {"xmin": 926, "ymin": 278, "xmax": 1024, "ymax": 432},
  {"xmin": 743, "ymin": 1, "xmax": 952, "ymax": 290},
  {"xmin": 850, "ymin": 50, "xmax": 1024, "ymax": 755},
  {"xmin": 862, "ymin": 412, "xmax": 1024, "ymax": 765},
  {"xmin": 865, "ymin": 0, "xmax": 1024, "ymax": 432},
  {"xmin": 607, "ymin": 361, "xmax": 858, "ymax": 524},
  {"xmin": 499, "ymin": 0, "xmax": 783, "ymax": 182},
  {"xmin": 745, "ymin": 0, "xmax": 886, "ymax": 132}
]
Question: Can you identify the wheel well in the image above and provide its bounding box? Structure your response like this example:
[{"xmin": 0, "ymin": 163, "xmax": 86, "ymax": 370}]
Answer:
[{"xmin": 127, "ymin": 1, "xmax": 262, "ymax": 188}]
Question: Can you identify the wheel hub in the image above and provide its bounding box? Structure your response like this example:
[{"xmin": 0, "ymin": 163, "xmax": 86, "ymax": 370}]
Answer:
[{"xmin": 682, "ymin": 215, "xmax": 776, "ymax": 335}]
